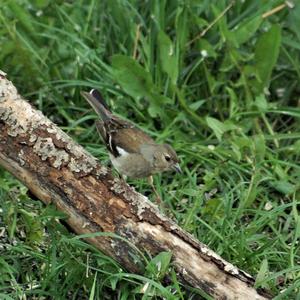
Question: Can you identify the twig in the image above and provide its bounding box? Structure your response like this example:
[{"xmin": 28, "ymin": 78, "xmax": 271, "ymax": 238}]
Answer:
[
  {"xmin": 133, "ymin": 24, "xmax": 141, "ymax": 59},
  {"xmin": 187, "ymin": 1, "xmax": 235, "ymax": 46},
  {"xmin": 262, "ymin": 2, "xmax": 292, "ymax": 19}
]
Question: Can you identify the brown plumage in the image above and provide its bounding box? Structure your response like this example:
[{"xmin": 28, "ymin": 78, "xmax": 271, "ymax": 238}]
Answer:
[{"xmin": 81, "ymin": 89, "xmax": 181, "ymax": 179}]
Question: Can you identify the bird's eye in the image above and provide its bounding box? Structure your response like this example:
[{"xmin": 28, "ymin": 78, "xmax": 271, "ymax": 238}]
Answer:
[{"xmin": 165, "ymin": 155, "xmax": 171, "ymax": 162}]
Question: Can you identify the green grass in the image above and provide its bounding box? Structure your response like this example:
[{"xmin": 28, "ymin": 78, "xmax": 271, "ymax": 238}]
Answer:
[{"xmin": 1, "ymin": 0, "xmax": 300, "ymax": 299}]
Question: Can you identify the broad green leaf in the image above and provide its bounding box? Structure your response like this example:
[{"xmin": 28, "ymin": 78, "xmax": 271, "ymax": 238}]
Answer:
[
  {"xmin": 226, "ymin": 87, "xmax": 238, "ymax": 117},
  {"xmin": 19, "ymin": 209, "xmax": 44, "ymax": 244},
  {"xmin": 287, "ymin": 1, "xmax": 300, "ymax": 41},
  {"xmin": 7, "ymin": 2, "xmax": 35, "ymax": 35},
  {"xmin": 0, "ymin": 293, "xmax": 15, "ymax": 300},
  {"xmin": 219, "ymin": 48, "xmax": 243, "ymax": 73},
  {"xmin": 181, "ymin": 188, "xmax": 198, "ymax": 197},
  {"xmin": 193, "ymin": 15, "xmax": 209, "ymax": 28},
  {"xmin": 198, "ymin": 39, "xmax": 217, "ymax": 58},
  {"xmin": 253, "ymin": 25, "xmax": 281, "ymax": 93},
  {"xmin": 106, "ymin": 1, "xmax": 133, "ymax": 37},
  {"xmin": 231, "ymin": 136, "xmax": 252, "ymax": 161},
  {"xmin": 111, "ymin": 55, "xmax": 154, "ymax": 99},
  {"xmin": 109, "ymin": 276, "xmax": 118, "ymax": 291},
  {"xmin": 147, "ymin": 94, "xmax": 172, "ymax": 118},
  {"xmin": 291, "ymin": 140, "xmax": 300, "ymax": 154},
  {"xmin": 212, "ymin": 4, "xmax": 238, "ymax": 48},
  {"xmin": 254, "ymin": 94, "xmax": 268, "ymax": 112},
  {"xmin": 270, "ymin": 180, "xmax": 296, "ymax": 195},
  {"xmin": 32, "ymin": 0, "xmax": 50, "ymax": 8},
  {"xmin": 255, "ymin": 259, "xmax": 269, "ymax": 287},
  {"xmin": 189, "ymin": 100, "xmax": 206, "ymax": 111},
  {"xmin": 158, "ymin": 31, "xmax": 178, "ymax": 84},
  {"xmin": 89, "ymin": 273, "xmax": 97, "ymax": 300},
  {"xmin": 111, "ymin": 55, "xmax": 169, "ymax": 118},
  {"xmin": 232, "ymin": 136, "xmax": 252, "ymax": 149},
  {"xmin": 203, "ymin": 64, "xmax": 217, "ymax": 93},
  {"xmin": 253, "ymin": 134, "xmax": 266, "ymax": 163},
  {"xmin": 202, "ymin": 198, "xmax": 224, "ymax": 218},
  {"xmin": 234, "ymin": 15, "xmax": 262, "ymax": 45},
  {"xmin": 282, "ymin": 36, "xmax": 300, "ymax": 50},
  {"xmin": 206, "ymin": 117, "xmax": 237, "ymax": 141},
  {"xmin": 175, "ymin": 5, "xmax": 189, "ymax": 52},
  {"xmin": 206, "ymin": 117, "xmax": 226, "ymax": 141},
  {"xmin": 274, "ymin": 164, "xmax": 288, "ymax": 180},
  {"xmin": 145, "ymin": 251, "xmax": 172, "ymax": 280}
]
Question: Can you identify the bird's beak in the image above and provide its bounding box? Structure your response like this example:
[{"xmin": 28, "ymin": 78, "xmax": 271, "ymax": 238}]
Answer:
[{"xmin": 173, "ymin": 163, "xmax": 182, "ymax": 174}]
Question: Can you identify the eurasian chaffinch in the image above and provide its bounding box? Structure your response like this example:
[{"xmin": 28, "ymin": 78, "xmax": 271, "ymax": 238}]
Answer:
[{"xmin": 81, "ymin": 89, "xmax": 181, "ymax": 201}]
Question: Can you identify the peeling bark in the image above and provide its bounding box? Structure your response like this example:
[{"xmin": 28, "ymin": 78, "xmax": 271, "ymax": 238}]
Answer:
[{"xmin": 0, "ymin": 71, "xmax": 271, "ymax": 299}]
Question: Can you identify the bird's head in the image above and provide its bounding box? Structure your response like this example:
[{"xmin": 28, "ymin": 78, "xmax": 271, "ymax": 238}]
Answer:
[{"xmin": 151, "ymin": 144, "xmax": 181, "ymax": 174}]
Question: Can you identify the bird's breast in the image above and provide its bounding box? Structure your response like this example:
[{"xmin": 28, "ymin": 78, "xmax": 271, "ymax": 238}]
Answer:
[{"xmin": 109, "ymin": 151, "xmax": 152, "ymax": 179}]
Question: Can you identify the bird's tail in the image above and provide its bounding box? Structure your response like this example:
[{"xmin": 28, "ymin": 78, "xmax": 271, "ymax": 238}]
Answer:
[{"xmin": 81, "ymin": 89, "xmax": 111, "ymax": 121}]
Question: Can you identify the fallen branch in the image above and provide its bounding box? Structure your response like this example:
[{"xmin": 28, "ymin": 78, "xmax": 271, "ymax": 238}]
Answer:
[{"xmin": 0, "ymin": 71, "xmax": 271, "ymax": 299}]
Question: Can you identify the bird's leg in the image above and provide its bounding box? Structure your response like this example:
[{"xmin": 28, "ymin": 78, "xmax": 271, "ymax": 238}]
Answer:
[{"xmin": 148, "ymin": 176, "xmax": 162, "ymax": 205}]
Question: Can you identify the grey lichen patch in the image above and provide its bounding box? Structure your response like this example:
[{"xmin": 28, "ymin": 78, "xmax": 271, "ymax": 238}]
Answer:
[
  {"xmin": 1, "ymin": 75, "xmax": 109, "ymax": 175},
  {"xmin": 46, "ymin": 125, "xmax": 72, "ymax": 144},
  {"xmin": 134, "ymin": 200, "xmax": 152, "ymax": 220},
  {"xmin": 18, "ymin": 149, "xmax": 26, "ymax": 166},
  {"xmin": 109, "ymin": 178, "xmax": 127, "ymax": 194},
  {"xmin": 110, "ymin": 236, "xmax": 141, "ymax": 267},
  {"xmin": 1, "ymin": 100, "xmax": 32, "ymax": 136},
  {"xmin": 108, "ymin": 177, "xmax": 168, "ymax": 221},
  {"xmin": 55, "ymin": 130, "xmax": 74, "ymax": 144},
  {"xmin": 0, "ymin": 70, "xmax": 7, "ymax": 77},
  {"xmin": 82, "ymin": 221, "xmax": 90, "ymax": 229},
  {"xmin": 95, "ymin": 165, "xmax": 108, "ymax": 177},
  {"xmin": 29, "ymin": 134, "xmax": 37, "ymax": 143},
  {"xmin": 68, "ymin": 144, "xmax": 85, "ymax": 157},
  {"xmin": 0, "ymin": 90, "xmax": 7, "ymax": 103},
  {"xmin": 130, "ymin": 192, "xmax": 169, "ymax": 222},
  {"xmin": 33, "ymin": 137, "xmax": 69, "ymax": 168},
  {"xmin": 0, "ymin": 77, "xmax": 55, "ymax": 138},
  {"xmin": 0, "ymin": 77, "xmax": 18, "ymax": 102},
  {"xmin": 110, "ymin": 239, "xmax": 122, "ymax": 257},
  {"xmin": 33, "ymin": 137, "xmax": 57, "ymax": 160},
  {"xmin": 0, "ymin": 106, "xmax": 27, "ymax": 137},
  {"xmin": 68, "ymin": 157, "xmax": 81, "ymax": 173},
  {"xmin": 46, "ymin": 126, "xmax": 57, "ymax": 134},
  {"xmin": 116, "ymin": 222, "xmax": 140, "ymax": 246},
  {"xmin": 198, "ymin": 243, "xmax": 250, "ymax": 277},
  {"xmin": 0, "ymin": 106, "xmax": 12, "ymax": 121},
  {"xmin": 8, "ymin": 123, "xmax": 27, "ymax": 137},
  {"xmin": 66, "ymin": 142, "xmax": 73, "ymax": 151},
  {"xmin": 68, "ymin": 155, "xmax": 97, "ymax": 174},
  {"xmin": 224, "ymin": 263, "xmax": 239, "ymax": 275},
  {"xmin": 199, "ymin": 244, "xmax": 224, "ymax": 261},
  {"xmin": 170, "ymin": 224, "xmax": 178, "ymax": 231}
]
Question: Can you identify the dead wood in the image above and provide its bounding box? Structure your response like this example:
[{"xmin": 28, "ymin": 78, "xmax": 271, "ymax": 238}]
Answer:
[{"xmin": 0, "ymin": 71, "xmax": 271, "ymax": 299}]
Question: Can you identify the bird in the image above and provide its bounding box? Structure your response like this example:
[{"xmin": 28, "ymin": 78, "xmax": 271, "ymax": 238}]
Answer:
[{"xmin": 81, "ymin": 89, "xmax": 181, "ymax": 203}]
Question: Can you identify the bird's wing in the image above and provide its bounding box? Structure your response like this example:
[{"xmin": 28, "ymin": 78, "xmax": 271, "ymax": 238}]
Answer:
[
  {"xmin": 96, "ymin": 116, "xmax": 154, "ymax": 157},
  {"xmin": 81, "ymin": 90, "xmax": 111, "ymax": 121},
  {"xmin": 82, "ymin": 89, "xmax": 154, "ymax": 157},
  {"xmin": 112, "ymin": 127, "xmax": 155, "ymax": 155},
  {"xmin": 95, "ymin": 120, "xmax": 107, "ymax": 143}
]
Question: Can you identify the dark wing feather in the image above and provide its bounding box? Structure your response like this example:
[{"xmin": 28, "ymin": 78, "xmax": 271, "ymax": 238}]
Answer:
[
  {"xmin": 95, "ymin": 120, "xmax": 107, "ymax": 142},
  {"xmin": 90, "ymin": 89, "xmax": 110, "ymax": 110},
  {"xmin": 112, "ymin": 126, "xmax": 154, "ymax": 155},
  {"xmin": 96, "ymin": 117, "xmax": 154, "ymax": 157},
  {"xmin": 82, "ymin": 89, "xmax": 154, "ymax": 157},
  {"xmin": 95, "ymin": 120, "xmax": 119, "ymax": 157}
]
